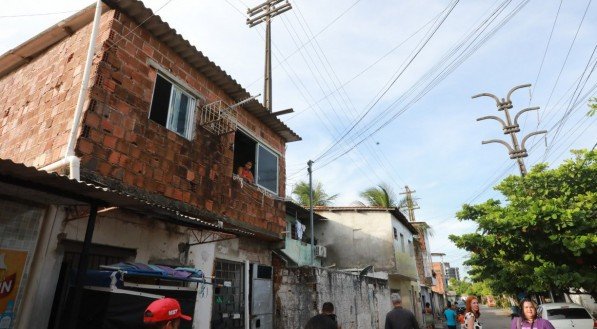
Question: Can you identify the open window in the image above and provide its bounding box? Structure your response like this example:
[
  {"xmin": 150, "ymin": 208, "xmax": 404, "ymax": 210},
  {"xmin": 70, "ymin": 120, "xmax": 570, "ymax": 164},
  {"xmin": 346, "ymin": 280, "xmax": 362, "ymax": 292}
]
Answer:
[
  {"xmin": 149, "ymin": 73, "xmax": 196, "ymax": 140},
  {"xmin": 233, "ymin": 130, "xmax": 279, "ymax": 194}
]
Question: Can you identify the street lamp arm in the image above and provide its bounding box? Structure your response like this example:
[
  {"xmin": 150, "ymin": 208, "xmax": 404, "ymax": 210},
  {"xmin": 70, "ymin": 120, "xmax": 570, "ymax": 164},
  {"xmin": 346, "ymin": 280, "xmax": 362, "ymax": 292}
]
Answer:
[
  {"xmin": 521, "ymin": 130, "xmax": 547, "ymax": 150},
  {"xmin": 477, "ymin": 115, "xmax": 507, "ymax": 127},
  {"xmin": 513, "ymin": 106, "xmax": 540, "ymax": 126},
  {"xmin": 481, "ymin": 139, "xmax": 514, "ymax": 153},
  {"xmin": 506, "ymin": 84, "xmax": 531, "ymax": 103},
  {"xmin": 471, "ymin": 93, "xmax": 501, "ymax": 107}
]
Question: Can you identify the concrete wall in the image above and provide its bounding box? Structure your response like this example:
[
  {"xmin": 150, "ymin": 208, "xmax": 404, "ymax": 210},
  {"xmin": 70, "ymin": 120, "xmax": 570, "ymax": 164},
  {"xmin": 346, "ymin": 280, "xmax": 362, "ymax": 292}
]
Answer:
[
  {"xmin": 392, "ymin": 218, "xmax": 418, "ymax": 279},
  {"xmin": 315, "ymin": 211, "xmax": 396, "ymax": 271},
  {"xmin": 63, "ymin": 209, "xmax": 189, "ymax": 264},
  {"xmin": 273, "ymin": 264, "xmax": 392, "ymax": 329}
]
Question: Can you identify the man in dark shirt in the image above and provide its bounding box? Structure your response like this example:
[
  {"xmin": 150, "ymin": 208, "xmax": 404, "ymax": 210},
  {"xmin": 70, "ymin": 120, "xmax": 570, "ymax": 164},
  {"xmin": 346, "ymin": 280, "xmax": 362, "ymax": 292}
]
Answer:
[
  {"xmin": 385, "ymin": 293, "xmax": 420, "ymax": 329},
  {"xmin": 305, "ymin": 302, "xmax": 341, "ymax": 329}
]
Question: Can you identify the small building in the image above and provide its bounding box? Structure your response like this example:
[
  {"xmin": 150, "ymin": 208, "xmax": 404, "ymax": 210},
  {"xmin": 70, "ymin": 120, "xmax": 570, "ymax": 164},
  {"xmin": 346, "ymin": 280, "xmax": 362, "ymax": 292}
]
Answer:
[
  {"xmin": 313, "ymin": 206, "xmax": 421, "ymax": 319},
  {"xmin": 0, "ymin": 0, "xmax": 300, "ymax": 328}
]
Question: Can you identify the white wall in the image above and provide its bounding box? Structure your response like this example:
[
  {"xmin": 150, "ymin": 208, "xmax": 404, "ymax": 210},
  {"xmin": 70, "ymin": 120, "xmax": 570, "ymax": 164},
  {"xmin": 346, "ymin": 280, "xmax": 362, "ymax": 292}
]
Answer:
[{"xmin": 315, "ymin": 211, "xmax": 396, "ymax": 271}]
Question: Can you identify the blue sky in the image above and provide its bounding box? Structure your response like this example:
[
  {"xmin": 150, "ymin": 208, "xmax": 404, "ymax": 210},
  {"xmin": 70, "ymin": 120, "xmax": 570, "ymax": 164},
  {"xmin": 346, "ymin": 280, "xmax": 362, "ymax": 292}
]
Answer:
[{"xmin": 1, "ymin": 0, "xmax": 595, "ymax": 273}]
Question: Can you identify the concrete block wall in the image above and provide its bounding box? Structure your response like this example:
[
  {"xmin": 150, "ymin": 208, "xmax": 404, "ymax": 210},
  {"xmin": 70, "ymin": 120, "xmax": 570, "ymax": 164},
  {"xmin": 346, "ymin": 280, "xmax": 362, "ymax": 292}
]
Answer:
[{"xmin": 273, "ymin": 257, "xmax": 392, "ymax": 329}]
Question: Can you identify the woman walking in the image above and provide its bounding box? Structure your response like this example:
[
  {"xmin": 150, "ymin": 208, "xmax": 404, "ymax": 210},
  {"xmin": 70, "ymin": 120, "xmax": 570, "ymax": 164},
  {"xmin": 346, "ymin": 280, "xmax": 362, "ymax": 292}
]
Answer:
[
  {"xmin": 464, "ymin": 296, "xmax": 482, "ymax": 329},
  {"xmin": 510, "ymin": 299, "xmax": 555, "ymax": 329}
]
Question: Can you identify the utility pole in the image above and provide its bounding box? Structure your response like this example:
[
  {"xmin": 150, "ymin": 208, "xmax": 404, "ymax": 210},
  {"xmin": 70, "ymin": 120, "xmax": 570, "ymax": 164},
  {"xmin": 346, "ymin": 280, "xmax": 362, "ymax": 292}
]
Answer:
[
  {"xmin": 399, "ymin": 185, "xmax": 419, "ymax": 222},
  {"xmin": 307, "ymin": 160, "xmax": 314, "ymax": 264},
  {"xmin": 246, "ymin": 0, "xmax": 292, "ymax": 112},
  {"xmin": 472, "ymin": 84, "xmax": 547, "ymax": 176}
]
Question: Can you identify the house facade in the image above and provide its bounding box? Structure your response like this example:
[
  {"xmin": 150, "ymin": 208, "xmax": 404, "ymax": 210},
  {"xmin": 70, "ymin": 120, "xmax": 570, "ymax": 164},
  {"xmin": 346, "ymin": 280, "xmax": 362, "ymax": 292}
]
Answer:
[
  {"xmin": 0, "ymin": 1, "xmax": 299, "ymax": 328},
  {"xmin": 313, "ymin": 207, "xmax": 421, "ymax": 320},
  {"xmin": 412, "ymin": 221, "xmax": 438, "ymax": 315}
]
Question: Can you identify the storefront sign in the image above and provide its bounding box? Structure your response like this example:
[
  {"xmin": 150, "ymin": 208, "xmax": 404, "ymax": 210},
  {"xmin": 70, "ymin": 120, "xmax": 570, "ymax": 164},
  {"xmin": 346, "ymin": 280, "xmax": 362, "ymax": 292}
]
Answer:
[{"xmin": 0, "ymin": 249, "xmax": 28, "ymax": 329}]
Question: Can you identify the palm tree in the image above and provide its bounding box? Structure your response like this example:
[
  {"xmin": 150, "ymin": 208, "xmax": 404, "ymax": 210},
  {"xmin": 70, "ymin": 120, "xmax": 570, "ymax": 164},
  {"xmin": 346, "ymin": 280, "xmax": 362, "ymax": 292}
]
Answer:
[
  {"xmin": 292, "ymin": 181, "xmax": 338, "ymax": 207},
  {"xmin": 359, "ymin": 183, "xmax": 405, "ymax": 208}
]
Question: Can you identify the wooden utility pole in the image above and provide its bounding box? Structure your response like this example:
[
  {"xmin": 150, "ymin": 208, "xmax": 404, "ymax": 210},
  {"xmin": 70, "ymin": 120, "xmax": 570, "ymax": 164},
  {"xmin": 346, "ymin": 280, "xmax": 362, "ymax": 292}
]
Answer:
[
  {"xmin": 472, "ymin": 84, "xmax": 547, "ymax": 176},
  {"xmin": 247, "ymin": 0, "xmax": 292, "ymax": 112},
  {"xmin": 400, "ymin": 185, "xmax": 419, "ymax": 222}
]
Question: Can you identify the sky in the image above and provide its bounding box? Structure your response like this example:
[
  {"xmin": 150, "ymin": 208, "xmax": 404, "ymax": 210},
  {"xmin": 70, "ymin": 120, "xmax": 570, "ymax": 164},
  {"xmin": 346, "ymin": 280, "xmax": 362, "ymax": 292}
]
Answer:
[{"xmin": 1, "ymin": 0, "xmax": 596, "ymax": 274}]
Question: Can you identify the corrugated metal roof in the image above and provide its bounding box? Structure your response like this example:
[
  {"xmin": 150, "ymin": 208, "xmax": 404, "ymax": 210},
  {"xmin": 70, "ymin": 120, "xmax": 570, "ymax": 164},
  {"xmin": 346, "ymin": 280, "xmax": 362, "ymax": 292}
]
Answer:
[
  {"xmin": 0, "ymin": 158, "xmax": 255, "ymax": 237},
  {"xmin": 0, "ymin": 0, "xmax": 301, "ymax": 142}
]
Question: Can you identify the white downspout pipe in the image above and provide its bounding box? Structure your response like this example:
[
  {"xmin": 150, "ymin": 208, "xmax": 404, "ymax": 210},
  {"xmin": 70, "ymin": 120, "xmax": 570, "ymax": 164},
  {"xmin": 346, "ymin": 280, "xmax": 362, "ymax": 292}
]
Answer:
[
  {"xmin": 245, "ymin": 260, "xmax": 250, "ymax": 329},
  {"xmin": 41, "ymin": 0, "xmax": 102, "ymax": 180}
]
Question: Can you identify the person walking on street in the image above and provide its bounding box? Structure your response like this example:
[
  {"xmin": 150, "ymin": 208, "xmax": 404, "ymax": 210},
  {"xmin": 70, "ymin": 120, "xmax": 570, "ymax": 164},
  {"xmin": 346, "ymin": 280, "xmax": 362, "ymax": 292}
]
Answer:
[
  {"xmin": 510, "ymin": 299, "xmax": 555, "ymax": 329},
  {"xmin": 464, "ymin": 296, "xmax": 482, "ymax": 329},
  {"xmin": 424, "ymin": 302, "xmax": 434, "ymax": 329},
  {"xmin": 143, "ymin": 297, "xmax": 192, "ymax": 329},
  {"xmin": 385, "ymin": 293, "xmax": 420, "ymax": 329},
  {"xmin": 444, "ymin": 301, "xmax": 458, "ymax": 329},
  {"xmin": 305, "ymin": 302, "xmax": 341, "ymax": 329}
]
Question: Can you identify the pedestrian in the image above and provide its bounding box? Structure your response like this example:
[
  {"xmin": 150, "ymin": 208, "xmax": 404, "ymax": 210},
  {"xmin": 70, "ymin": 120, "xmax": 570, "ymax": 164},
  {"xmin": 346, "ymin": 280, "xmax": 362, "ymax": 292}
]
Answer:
[
  {"xmin": 143, "ymin": 297, "xmax": 192, "ymax": 329},
  {"xmin": 444, "ymin": 301, "xmax": 458, "ymax": 329},
  {"xmin": 385, "ymin": 293, "xmax": 419, "ymax": 329},
  {"xmin": 510, "ymin": 299, "xmax": 555, "ymax": 329},
  {"xmin": 424, "ymin": 302, "xmax": 434, "ymax": 329},
  {"xmin": 464, "ymin": 296, "xmax": 482, "ymax": 329},
  {"xmin": 305, "ymin": 302, "xmax": 341, "ymax": 329}
]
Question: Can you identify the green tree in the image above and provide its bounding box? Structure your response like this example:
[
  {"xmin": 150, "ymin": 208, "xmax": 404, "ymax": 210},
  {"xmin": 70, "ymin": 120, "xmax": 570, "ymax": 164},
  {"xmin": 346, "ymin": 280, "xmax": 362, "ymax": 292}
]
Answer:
[
  {"xmin": 292, "ymin": 181, "xmax": 338, "ymax": 207},
  {"xmin": 359, "ymin": 183, "xmax": 403, "ymax": 207},
  {"xmin": 588, "ymin": 97, "xmax": 597, "ymax": 116},
  {"xmin": 449, "ymin": 150, "xmax": 597, "ymax": 298}
]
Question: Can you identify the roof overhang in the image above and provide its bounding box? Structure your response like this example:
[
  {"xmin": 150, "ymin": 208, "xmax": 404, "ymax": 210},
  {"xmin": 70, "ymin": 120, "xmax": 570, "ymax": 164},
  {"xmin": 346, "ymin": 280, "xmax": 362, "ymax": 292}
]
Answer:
[
  {"xmin": 0, "ymin": 158, "xmax": 261, "ymax": 238},
  {"xmin": 315, "ymin": 206, "xmax": 418, "ymax": 234},
  {"xmin": 0, "ymin": 0, "xmax": 301, "ymax": 143},
  {"xmin": 285, "ymin": 200, "xmax": 326, "ymax": 222}
]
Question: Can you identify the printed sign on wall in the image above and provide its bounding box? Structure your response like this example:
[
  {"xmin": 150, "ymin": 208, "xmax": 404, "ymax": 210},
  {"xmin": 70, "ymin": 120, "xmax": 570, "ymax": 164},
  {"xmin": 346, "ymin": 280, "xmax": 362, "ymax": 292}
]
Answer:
[{"xmin": 0, "ymin": 249, "xmax": 28, "ymax": 329}]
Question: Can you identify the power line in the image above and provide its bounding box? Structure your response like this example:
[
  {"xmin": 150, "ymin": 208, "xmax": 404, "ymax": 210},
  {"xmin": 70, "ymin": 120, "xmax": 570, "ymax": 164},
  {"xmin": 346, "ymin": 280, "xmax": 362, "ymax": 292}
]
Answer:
[
  {"xmin": 313, "ymin": 0, "xmax": 460, "ymax": 163},
  {"xmin": 0, "ymin": 9, "xmax": 78, "ymax": 18},
  {"xmin": 315, "ymin": 0, "xmax": 531, "ymax": 170}
]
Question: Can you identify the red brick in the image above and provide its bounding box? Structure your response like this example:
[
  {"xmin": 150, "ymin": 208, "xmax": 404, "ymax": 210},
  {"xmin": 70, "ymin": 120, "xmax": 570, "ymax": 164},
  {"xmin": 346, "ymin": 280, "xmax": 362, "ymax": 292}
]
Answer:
[
  {"xmin": 78, "ymin": 139, "xmax": 94, "ymax": 154},
  {"xmin": 104, "ymin": 135, "xmax": 117, "ymax": 149}
]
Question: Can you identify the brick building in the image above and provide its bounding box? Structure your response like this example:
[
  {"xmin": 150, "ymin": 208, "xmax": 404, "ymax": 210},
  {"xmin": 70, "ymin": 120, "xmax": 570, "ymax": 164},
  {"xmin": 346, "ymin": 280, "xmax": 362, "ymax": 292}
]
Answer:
[{"xmin": 0, "ymin": 0, "xmax": 299, "ymax": 328}]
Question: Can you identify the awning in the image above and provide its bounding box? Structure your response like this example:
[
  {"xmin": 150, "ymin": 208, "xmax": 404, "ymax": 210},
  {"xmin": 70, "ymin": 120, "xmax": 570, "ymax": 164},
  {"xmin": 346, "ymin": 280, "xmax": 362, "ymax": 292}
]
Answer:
[{"xmin": 0, "ymin": 158, "xmax": 254, "ymax": 237}]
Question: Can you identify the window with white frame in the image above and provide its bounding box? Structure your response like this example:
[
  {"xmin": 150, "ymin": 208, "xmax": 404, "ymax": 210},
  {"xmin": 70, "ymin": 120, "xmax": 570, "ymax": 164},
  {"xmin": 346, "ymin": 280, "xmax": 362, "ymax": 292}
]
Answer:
[
  {"xmin": 149, "ymin": 73, "xmax": 196, "ymax": 140},
  {"xmin": 233, "ymin": 130, "xmax": 279, "ymax": 194}
]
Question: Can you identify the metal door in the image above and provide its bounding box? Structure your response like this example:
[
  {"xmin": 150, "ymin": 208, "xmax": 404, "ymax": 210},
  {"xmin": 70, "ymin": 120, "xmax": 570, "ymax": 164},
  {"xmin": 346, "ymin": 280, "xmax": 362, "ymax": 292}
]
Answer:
[
  {"xmin": 212, "ymin": 259, "xmax": 245, "ymax": 329},
  {"xmin": 251, "ymin": 264, "xmax": 273, "ymax": 329}
]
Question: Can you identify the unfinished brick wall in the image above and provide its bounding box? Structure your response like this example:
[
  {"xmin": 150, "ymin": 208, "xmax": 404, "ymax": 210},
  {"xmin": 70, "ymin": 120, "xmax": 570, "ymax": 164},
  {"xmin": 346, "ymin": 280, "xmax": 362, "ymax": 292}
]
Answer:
[
  {"xmin": 0, "ymin": 12, "xmax": 114, "ymax": 167},
  {"xmin": 77, "ymin": 10, "xmax": 287, "ymax": 234},
  {"xmin": 0, "ymin": 8, "xmax": 289, "ymax": 235}
]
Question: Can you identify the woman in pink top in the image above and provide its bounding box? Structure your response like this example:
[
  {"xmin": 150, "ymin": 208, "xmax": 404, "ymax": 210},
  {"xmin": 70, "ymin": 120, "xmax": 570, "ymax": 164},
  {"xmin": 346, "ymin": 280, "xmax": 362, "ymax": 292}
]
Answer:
[{"xmin": 510, "ymin": 299, "xmax": 555, "ymax": 329}]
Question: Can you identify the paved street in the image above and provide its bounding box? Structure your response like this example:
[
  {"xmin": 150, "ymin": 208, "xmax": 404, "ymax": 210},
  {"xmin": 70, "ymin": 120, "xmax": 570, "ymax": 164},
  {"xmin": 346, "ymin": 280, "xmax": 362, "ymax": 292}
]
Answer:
[{"xmin": 434, "ymin": 306, "xmax": 511, "ymax": 329}]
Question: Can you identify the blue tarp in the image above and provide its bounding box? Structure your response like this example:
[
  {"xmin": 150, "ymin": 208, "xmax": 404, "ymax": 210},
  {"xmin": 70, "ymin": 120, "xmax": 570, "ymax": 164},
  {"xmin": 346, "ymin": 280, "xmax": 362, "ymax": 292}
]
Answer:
[{"xmin": 81, "ymin": 262, "xmax": 205, "ymax": 288}]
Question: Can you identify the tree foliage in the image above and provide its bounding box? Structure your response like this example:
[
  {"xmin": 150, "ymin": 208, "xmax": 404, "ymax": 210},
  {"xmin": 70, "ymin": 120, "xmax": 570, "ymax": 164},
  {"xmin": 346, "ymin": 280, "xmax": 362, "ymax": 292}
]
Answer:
[
  {"xmin": 588, "ymin": 97, "xmax": 597, "ymax": 117},
  {"xmin": 359, "ymin": 183, "xmax": 403, "ymax": 207},
  {"xmin": 449, "ymin": 278, "xmax": 493, "ymax": 297},
  {"xmin": 449, "ymin": 150, "xmax": 597, "ymax": 298},
  {"xmin": 292, "ymin": 181, "xmax": 338, "ymax": 207}
]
